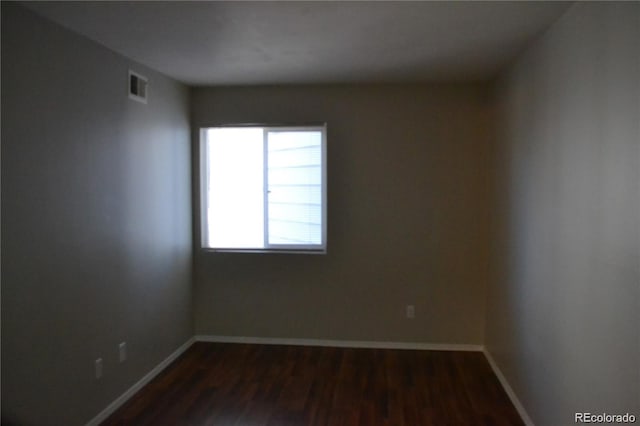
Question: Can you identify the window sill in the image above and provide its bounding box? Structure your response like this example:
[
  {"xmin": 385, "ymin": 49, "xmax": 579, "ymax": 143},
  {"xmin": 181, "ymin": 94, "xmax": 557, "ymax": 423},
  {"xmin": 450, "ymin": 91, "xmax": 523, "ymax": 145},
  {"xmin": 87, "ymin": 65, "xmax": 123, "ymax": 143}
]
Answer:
[{"xmin": 201, "ymin": 248, "xmax": 327, "ymax": 255}]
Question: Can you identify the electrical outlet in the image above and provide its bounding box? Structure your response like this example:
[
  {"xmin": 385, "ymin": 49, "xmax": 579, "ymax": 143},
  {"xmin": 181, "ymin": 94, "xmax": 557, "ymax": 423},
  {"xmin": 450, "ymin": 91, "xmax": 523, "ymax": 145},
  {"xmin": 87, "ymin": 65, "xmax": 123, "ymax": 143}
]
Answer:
[
  {"xmin": 95, "ymin": 358, "xmax": 103, "ymax": 379},
  {"xmin": 119, "ymin": 342, "xmax": 127, "ymax": 363},
  {"xmin": 406, "ymin": 305, "xmax": 415, "ymax": 319}
]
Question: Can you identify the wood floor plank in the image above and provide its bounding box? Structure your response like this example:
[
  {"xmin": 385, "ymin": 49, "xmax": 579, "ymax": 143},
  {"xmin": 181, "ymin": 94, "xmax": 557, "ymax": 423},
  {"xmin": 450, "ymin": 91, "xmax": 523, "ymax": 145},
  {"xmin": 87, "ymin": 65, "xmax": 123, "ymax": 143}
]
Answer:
[{"xmin": 101, "ymin": 342, "xmax": 524, "ymax": 426}]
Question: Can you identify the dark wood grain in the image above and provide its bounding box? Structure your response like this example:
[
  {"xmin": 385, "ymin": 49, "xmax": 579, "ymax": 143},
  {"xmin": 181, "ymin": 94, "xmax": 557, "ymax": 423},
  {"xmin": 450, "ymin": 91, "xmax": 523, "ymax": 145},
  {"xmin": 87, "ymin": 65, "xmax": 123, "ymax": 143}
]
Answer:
[{"xmin": 101, "ymin": 342, "xmax": 524, "ymax": 426}]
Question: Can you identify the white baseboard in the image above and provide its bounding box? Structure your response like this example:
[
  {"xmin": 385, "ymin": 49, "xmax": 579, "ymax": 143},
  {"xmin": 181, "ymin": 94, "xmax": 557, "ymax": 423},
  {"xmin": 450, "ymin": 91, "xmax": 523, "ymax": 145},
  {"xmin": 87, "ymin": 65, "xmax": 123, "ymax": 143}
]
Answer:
[
  {"xmin": 85, "ymin": 337, "xmax": 195, "ymax": 426},
  {"xmin": 483, "ymin": 349, "xmax": 535, "ymax": 426},
  {"xmin": 195, "ymin": 334, "xmax": 483, "ymax": 352}
]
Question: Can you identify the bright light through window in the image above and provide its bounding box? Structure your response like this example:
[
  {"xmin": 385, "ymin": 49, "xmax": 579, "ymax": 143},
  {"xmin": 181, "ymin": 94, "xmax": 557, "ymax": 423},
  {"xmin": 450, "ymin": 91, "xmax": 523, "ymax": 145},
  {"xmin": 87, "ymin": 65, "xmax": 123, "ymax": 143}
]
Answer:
[
  {"xmin": 201, "ymin": 125, "xmax": 326, "ymax": 253},
  {"xmin": 207, "ymin": 128, "xmax": 264, "ymax": 248}
]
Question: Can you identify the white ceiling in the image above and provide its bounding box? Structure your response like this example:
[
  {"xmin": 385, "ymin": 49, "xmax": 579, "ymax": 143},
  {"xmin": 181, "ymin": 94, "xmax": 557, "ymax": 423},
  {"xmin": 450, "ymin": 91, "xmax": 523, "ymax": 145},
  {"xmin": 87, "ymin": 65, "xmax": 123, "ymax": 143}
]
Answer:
[{"xmin": 24, "ymin": 1, "xmax": 570, "ymax": 86}]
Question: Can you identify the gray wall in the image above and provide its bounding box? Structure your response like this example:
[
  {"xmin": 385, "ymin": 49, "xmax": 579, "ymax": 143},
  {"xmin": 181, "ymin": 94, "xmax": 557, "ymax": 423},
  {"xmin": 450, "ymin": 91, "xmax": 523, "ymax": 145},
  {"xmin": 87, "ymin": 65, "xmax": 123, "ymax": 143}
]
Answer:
[
  {"xmin": 1, "ymin": 4, "xmax": 193, "ymax": 425},
  {"xmin": 191, "ymin": 84, "xmax": 493, "ymax": 345},
  {"xmin": 485, "ymin": 2, "xmax": 639, "ymax": 425}
]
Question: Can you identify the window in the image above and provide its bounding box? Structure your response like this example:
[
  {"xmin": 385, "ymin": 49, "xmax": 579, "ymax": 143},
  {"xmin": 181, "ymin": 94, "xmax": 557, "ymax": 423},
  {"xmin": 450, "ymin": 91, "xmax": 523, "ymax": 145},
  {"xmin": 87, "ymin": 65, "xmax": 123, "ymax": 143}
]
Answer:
[{"xmin": 200, "ymin": 125, "xmax": 327, "ymax": 253}]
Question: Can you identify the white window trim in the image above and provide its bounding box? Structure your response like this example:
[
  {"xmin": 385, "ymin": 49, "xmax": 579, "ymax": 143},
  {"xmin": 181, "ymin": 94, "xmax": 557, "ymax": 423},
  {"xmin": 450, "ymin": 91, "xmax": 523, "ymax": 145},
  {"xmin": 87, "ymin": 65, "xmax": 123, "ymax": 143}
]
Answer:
[{"xmin": 199, "ymin": 124, "xmax": 327, "ymax": 254}]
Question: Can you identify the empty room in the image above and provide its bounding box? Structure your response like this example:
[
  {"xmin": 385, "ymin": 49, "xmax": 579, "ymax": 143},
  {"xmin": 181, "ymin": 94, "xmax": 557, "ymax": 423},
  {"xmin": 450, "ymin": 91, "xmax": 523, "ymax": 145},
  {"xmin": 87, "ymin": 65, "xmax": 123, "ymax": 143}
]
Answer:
[{"xmin": 1, "ymin": 1, "xmax": 638, "ymax": 425}]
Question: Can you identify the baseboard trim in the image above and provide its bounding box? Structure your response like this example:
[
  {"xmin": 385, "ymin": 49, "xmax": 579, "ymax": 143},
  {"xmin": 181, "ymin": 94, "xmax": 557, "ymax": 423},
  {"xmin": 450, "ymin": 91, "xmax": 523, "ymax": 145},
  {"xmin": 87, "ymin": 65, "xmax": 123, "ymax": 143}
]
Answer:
[
  {"xmin": 85, "ymin": 337, "xmax": 195, "ymax": 426},
  {"xmin": 483, "ymin": 349, "xmax": 535, "ymax": 426},
  {"xmin": 195, "ymin": 334, "xmax": 483, "ymax": 352}
]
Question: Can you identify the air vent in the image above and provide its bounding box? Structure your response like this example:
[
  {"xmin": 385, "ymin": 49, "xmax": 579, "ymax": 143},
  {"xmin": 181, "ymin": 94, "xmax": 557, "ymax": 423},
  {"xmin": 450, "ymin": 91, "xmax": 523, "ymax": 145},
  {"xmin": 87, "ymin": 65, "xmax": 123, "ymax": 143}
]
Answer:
[{"xmin": 128, "ymin": 70, "xmax": 148, "ymax": 104}]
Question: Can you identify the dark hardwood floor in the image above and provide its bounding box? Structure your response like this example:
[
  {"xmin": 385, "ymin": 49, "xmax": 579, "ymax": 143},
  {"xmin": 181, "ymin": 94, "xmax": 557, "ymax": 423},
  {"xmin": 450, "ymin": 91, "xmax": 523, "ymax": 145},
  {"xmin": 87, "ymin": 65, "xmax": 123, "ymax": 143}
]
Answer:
[{"xmin": 101, "ymin": 342, "xmax": 523, "ymax": 426}]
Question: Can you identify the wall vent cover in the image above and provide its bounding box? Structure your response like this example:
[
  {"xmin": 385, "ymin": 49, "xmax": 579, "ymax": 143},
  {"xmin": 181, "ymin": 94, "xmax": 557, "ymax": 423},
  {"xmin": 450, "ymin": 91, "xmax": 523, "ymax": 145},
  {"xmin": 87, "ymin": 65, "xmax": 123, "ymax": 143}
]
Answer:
[{"xmin": 128, "ymin": 70, "xmax": 148, "ymax": 104}]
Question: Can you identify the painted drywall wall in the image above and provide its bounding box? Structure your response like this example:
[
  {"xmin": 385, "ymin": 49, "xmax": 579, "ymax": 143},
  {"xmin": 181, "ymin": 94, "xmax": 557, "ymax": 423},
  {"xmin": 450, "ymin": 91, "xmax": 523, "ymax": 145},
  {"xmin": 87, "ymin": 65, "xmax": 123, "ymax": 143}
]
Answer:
[
  {"xmin": 1, "ymin": 4, "xmax": 192, "ymax": 425},
  {"xmin": 485, "ymin": 3, "xmax": 639, "ymax": 425},
  {"xmin": 192, "ymin": 84, "xmax": 493, "ymax": 345}
]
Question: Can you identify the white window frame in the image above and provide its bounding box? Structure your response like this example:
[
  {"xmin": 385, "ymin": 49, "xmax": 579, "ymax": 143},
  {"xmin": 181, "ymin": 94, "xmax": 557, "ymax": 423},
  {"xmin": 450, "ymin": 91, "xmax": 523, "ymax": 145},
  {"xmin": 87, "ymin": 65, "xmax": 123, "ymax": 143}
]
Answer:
[{"xmin": 200, "ymin": 124, "xmax": 327, "ymax": 254}]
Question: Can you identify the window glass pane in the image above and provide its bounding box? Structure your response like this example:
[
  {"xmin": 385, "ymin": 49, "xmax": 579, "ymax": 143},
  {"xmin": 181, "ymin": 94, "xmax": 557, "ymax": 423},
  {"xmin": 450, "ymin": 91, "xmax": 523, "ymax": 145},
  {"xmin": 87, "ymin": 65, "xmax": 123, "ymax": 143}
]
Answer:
[
  {"xmin": 268, "ymin": 185, "xmax": 322, "ymax": 205},
  {"xmin": 267, "ymin": 131, "xmax": 323, "ymax": 246},
  {"xmin": 207, "ymin": 128, "xmax": 264, "ymax": 248},
  {"xmin": 268, "ymin": 145, "xmax": 321, "ymax": 168},
  {"xmin": 269, "ymin": 166, "xmax": 321, "ymax": 186}
]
